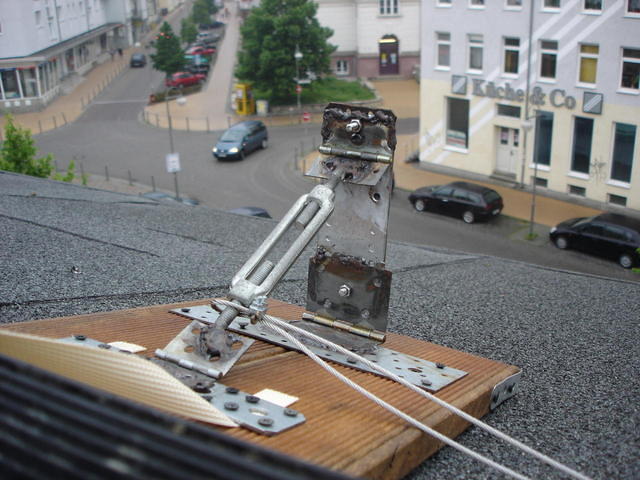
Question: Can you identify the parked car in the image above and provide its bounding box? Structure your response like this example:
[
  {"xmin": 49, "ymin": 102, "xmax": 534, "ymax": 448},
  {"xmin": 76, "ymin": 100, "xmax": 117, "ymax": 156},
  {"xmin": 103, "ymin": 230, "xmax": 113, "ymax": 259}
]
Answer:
[
  {"xmin": 227, "ymin": 207, "xmax": 272, "ymax": 218},
  {"xmin": 409, "ymin": 181, "xmax": 503, "ymax": 224},
  {"xmin": 212, "ymin": 121, "xmax": 268, "ymax": 160},
  {"xmin": 197, "ymin": 31, "xmax": 221, "ymax": 42},
  {"xmin": 186, "ymin": 46, "xmax": 216, "ymax": 56},
  {"xmin": 199, "ymin": 21, "xmax": 225, "ymax": 30},
  {"xmin": 129, "ymin": 53, "xmax": 147, "ymax": 68},
  {"xmin": 184, "ymin": 55, "xmax": 210, "ymax": 74},
  {"xmin": 549, "ymin": 213, "xmax": 640, "ymax": 268},
  {"xmin": 165, "ymin": 71, "xmax": 206, "ymax": 88},
  {"xmin": 141, "ymin": 191, "xmax": 199, "ymax": 206}
]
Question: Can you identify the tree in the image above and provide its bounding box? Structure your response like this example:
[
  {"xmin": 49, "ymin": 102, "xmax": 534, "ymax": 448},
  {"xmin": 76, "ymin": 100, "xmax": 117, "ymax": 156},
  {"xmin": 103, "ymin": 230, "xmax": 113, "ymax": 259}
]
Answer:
[
  {"xmin": 192, "ymin": 0, "xmax": 214, "ymax": 25},
  {"xmin": 0, "ymin": 115, "xmax": 54, "ymax": 178},
  {"xmin": 235, "ymin": 0, "xmax": 335, "ymax": 103},
  {"xmin": 150, "ymin": 22, "xmax": 185, "ymax": 77},
  {"xmin": 181, "ymin": 18, "xmax": 198, "ymax": 45}
]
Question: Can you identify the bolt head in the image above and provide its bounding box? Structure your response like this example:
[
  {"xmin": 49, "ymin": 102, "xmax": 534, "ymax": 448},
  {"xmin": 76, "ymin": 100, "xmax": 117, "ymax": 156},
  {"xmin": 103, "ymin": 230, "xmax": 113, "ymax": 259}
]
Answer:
[
  {"xmin": 361, "ymin": 309, "xmax": 370, "ymax": 319},
  {"xmin": 338, "ymin": 285, "xmax": 351, "ymax": 297},
  {"xmin": 284, "ymin": 408, "xmax": 298, "ymax": 417},
  {"xmin": 258, "ymin": 417, "xmax": 274, "ymax": 427},
  {"xmin": 224, "ymin": 401, "xmax": 239, "ymax": 411},
  {"xmin": 345, "ymin": 119, "xmax": 362, "ymax": 133}
]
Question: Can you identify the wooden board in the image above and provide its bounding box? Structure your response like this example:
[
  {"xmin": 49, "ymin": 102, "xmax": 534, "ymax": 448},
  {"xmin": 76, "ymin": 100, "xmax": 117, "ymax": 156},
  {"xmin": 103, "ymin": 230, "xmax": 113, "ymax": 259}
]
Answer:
[{"xmin": 2, "ymin": 299, "xmax": 520, "ymax": 479}]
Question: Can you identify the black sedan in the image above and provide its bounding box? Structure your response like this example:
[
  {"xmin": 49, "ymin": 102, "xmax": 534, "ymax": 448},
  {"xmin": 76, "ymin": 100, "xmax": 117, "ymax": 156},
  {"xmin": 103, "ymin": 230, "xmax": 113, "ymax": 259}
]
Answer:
[
  {"xmin": 409, "ymin": 181, "xmax": 503, "ymax": 224},
  {"xmin": 549, "ymin": 213, "xmax": 640, "ymax": 268},
  {"xmin": 129, "ymin": 53, "xmax": 147, "ymax": 68}
]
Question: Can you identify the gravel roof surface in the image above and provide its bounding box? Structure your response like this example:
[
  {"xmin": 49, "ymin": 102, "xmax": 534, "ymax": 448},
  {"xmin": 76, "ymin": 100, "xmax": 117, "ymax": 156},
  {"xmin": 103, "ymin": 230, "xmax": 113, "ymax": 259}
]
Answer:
[{"xmin": 1, "ymin": 171, "xmax": 638, "ymax": 479}]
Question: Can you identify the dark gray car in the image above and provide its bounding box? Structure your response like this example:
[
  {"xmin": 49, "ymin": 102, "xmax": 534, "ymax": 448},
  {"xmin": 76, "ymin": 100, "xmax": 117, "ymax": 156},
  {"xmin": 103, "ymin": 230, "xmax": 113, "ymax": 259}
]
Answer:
[{"xmin": 212, "ymin": 121, "xmax": 268, "ymax": 160}]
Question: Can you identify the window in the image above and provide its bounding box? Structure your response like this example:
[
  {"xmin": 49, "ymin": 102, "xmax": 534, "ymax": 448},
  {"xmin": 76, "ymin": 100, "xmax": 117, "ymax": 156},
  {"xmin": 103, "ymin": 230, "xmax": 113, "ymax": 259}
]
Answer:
[
  {"xmin": 608, "ymin": 194, "xmax": 627, "ymax": 206},
  {"xmin": 379, "ymin": 0, "xmax": 398, "ymax": 15},
  {"xmin": 578, "ymin": 44, "xmax": 599, "ymax": 84},
  {"xmin": 543, "ymin": 0, "xmax": 561, "ymax": 8},
  {"xmin": 470, "ymin": 0, "xmax": 485, "ymax": 7},
  {"xmin": 437, "ymin": 0, "xmax": 452, "ymax": 5},
  {"xmin": 540, "ymin": 40, "xmax": 558, "ymax": 80},
  {"xmin": 497, "ymin": 104, "xmax": 521, "ymax": 118},
  {"xmin": 436, "ymin": 33, "xmax": 451, "ymax": 69},
  {"xmin": 534, "ymin": 177, "xmax": 548, "ymax": 187},
  {"xmin": 620, "ymin": 48, "xmax": 640, "ymax": 91},
  {"xmin": 503, "ymin": 37, "xmax": 520, "ymax": 75},
  {"xmin": 506, "ymin": 0, "xmax": 523, "ymax": 8},
  {"xmin": 446, "ymin": 97, "xmax": 470, "ymax": 149},
  {"xmin": 628, "ymin": 0, "xmax": 640, "ymax": 14},
  {"xmin": 533, "ymin": 111, "xmax": 554, "ymax": 166},
  {"xmin": 468, "ymin": 34, "xmax": 483, "ymax": 72},
  {"xmin": 0, "ymin": 70, "xmax": 19, "ymax": 99},
  {"xmin": 610, "ymin": 123, "xmax": 636, "ymax": 183},
  {"xmin": 571, "ymin": 117, "xmax": 594, "ymax": 174},
  {"xmin": 568, "ymin": 184, "xmax": 586, "ymax": 196},
  {"xmin": 335, "ymin": 60, "xmax": 349, "ymax": 75},
  {"xmin": 584, "ymin": 0, "xmax": 602, "ymax": 11},
  {"xmin": 19, "ymin": 68, "xmax": 38, "ymax": 98},
  {"xmin": 35, "ymin": 10, "xmax": 42, "ymax": 26}
]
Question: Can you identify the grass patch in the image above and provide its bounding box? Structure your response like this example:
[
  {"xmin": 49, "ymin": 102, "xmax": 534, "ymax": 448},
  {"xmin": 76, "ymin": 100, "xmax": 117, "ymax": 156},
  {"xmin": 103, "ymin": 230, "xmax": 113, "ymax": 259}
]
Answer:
[{"xmin": 254, "ymin": 77, "xmax": 375, "ymax": 106}]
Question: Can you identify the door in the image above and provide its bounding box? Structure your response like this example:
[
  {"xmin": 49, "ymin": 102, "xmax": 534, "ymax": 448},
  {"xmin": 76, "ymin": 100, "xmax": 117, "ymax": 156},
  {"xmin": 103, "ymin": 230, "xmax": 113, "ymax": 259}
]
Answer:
[
  {"xmin": 379, "ymin": 35, "xmax": 399, "ymax": 75},
  {"xmin": 495, "ymin": 127, "xmax": 519, "ymax": 175}
]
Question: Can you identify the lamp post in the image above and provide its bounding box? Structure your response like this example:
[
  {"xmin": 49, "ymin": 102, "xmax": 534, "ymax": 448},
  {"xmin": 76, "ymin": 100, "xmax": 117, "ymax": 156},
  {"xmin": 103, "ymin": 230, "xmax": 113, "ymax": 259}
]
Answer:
[
  {"xmin": 294, "ymin": 45, "xmax": 303, "ymax": 117},
  {"xmin": 165, "ymin": 86, "xmax": 186, "ymax": 200}
]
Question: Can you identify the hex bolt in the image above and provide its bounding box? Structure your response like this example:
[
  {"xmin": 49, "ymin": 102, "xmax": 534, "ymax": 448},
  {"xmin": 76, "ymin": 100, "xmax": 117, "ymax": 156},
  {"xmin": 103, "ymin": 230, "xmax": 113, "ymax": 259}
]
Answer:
[
  {"xmin": 181, "ymin": 308, "xmax": 191, "ymax": 313},
  {"xmin": 436, "ymin": 362, "xmax": 445, "ymax": 369},
  {"xmin": 284, "ymin": 408, "xmax": 298, "ymax": 417},
  {"xmin": 245, "ymin": 395, "xmax": 260, "ymax": 404},
  {"xmin": 338, "ymin": 285, "xmax": 351, "ymax": 297},
  {"xmin": 373, "ymin": 278, "xmax": 382, "ymax": 288},
  {"xmin": 258, "ymin": 417, "xmax": 274, "ymax": 427},
  {"xmin": 74, "ymin": 335, "xmax": 86, "ymax": 341},
  {"xmin": 224, "ymin": 401, "xmax": 239, "ymax": 411},
  {"xmin": 225, "ymin": 386, "xmax": 239, "ymax": 394},
  {"xmin": 361, "ymin": 309, "xmax": 371, "ymax": 319}
]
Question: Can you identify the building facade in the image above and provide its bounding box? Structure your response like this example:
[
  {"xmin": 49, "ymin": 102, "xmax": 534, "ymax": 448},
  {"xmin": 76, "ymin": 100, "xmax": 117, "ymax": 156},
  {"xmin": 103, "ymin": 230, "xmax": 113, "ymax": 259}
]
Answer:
[
  {"xmin": 419, "ymin": 0, "xmax": 640, "ymax": 210},
  {"xmin": 316, "ymin": 0, "xmax": 420, "ymax": 78},
  {"xmin": 0, "ymin": 0, "xmax": 152, "ymax": 113}
]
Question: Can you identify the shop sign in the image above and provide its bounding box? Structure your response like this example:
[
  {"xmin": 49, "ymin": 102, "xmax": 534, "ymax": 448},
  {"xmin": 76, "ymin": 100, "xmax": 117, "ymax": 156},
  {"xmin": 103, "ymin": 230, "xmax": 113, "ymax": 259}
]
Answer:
[{"xmin": 452, "ymin": 76, "xmax": 581, "ymax": 111}]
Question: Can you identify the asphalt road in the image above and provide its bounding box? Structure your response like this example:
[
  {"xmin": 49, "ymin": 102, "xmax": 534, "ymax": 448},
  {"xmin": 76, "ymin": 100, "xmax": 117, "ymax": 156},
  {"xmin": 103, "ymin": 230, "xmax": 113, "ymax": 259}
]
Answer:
[{"xmin": 34, "ymin": 62, "xmax": 639, "ymax": 283}]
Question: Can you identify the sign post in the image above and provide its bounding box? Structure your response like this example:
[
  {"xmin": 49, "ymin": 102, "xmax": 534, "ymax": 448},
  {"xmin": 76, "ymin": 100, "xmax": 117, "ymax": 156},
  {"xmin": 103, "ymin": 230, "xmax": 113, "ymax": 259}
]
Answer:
[{"xmin": 166, "ymin": 153, "xmax": 181, "ymax": 200}]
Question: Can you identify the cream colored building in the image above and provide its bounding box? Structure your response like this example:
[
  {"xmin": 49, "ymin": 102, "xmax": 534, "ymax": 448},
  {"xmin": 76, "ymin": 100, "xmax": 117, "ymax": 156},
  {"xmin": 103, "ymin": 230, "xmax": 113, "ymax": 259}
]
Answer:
[
  {"xmin": 316, "ymin": 0, "xmax": 421, "ymax": 78},
  {"xmin": 419, "ymin": 0, "xmax": 640, "ymax": 210}
]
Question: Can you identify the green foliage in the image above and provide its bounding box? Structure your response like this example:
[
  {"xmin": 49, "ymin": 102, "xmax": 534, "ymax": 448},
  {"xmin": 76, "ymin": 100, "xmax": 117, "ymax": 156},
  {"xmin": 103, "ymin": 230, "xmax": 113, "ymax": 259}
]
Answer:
[
  {"xmin": 0, "ymin": 115, "xmax": 54, "ymax": 178},
  {"xmin": 192, "ymin": 0, "xmax": 215, "ymax": 25},
  {"xmin": 253, "ymin": 78, "xmax": 374, "ymax": 106},
  {"xmin": 235, "ymin": 0, "xmax": 336, "ymax": 103},
  {"xmin": 53, "ymin": 159, "xmax": 76, "ymax": 183},
  {"xmin": 150, "ymin": 22, "xmax": 185, "ymax": 77},
  {"xmin": 180, "ymin": 18, "xmax": 198, "ymax": 45}
]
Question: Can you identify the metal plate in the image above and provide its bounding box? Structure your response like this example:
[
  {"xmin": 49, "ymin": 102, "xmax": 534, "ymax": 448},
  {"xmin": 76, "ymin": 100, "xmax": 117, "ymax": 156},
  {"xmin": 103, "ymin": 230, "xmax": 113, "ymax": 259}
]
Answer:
[
  {"xmin": 208, "ymin": 383, "xmax": 305, "ymax": 436},
  {"xmin": 150, "ymin": 357, "xmax": 305, "ymax": 436},
  {"xmin": 159, "ymin": 317, "xmax": 254, "ymax": 379},
  {"xmin": 490, "ymin": 370, "xmax": 522, "ymax": 410},
  {"xmin": 171, "ymin": 306, "xmax": 467, "ymax": 392},
  {"xmin": 59, "ymin": 335, "xmax": 132, "ymax": 353}
]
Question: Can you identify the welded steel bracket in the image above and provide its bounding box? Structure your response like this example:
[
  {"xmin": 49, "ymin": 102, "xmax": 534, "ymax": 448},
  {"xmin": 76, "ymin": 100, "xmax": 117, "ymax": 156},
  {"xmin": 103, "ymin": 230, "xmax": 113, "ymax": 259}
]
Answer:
[
  {"xmin": 171, "ymin": 305, "xmax": 467, "ymax": 392},
  {"xmin": 304, "ymin": 103, "xmax": 396, "ymax": 340}
]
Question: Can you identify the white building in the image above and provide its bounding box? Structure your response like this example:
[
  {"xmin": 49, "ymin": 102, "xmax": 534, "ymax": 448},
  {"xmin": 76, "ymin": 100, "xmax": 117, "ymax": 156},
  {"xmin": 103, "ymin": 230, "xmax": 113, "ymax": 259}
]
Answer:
[
  {"xmin": 316, "ymin": 0, "xmax": 421, "ymax": 78},
  {"xmin": 419, "ymin": 0, "xmax": 640, "ymax": 210},
  {"xmin": 0, "ymin": 0, "xmax": 152, "ymax": 112}
]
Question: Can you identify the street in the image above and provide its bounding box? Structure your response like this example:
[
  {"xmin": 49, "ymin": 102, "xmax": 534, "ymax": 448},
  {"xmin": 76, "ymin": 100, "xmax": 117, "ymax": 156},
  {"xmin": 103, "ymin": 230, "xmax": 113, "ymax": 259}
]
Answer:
[{"xmin": 32, "ymin": 29, "xmax": 639, "ymax": 283}]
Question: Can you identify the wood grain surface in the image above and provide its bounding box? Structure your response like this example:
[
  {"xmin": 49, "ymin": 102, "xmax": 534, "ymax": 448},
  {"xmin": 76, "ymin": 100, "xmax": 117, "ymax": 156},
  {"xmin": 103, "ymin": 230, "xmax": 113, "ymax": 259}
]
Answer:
[{"xmin": 2, "ymin": 299, "xmax": 520, "ymax": 479}]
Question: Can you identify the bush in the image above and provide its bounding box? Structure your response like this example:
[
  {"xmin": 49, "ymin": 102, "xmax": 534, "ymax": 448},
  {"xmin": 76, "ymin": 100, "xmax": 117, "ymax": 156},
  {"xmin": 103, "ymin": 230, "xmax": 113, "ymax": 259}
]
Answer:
[
  {"xmin": 253, "ymin": 77, "xmax": 374, "ymax": 106},
  {"xmin": 148, "ymin": 84, "xmax": 204, "ymax": 104}
]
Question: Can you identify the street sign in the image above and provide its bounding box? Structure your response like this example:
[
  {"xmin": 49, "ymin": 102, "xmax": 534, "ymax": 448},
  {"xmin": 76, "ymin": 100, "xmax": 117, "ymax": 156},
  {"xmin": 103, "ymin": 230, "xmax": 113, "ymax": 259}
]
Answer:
[
  {"xmin": 295, "ymin": 84, "xmax": 302, "ymax": 94},
  {"xmin": 166, "ymin": 153, "xmax": 181, "ymax": 173},
  {"xmin": 302, "ymin": 112, "xmax": 311, "ymax": 123}
]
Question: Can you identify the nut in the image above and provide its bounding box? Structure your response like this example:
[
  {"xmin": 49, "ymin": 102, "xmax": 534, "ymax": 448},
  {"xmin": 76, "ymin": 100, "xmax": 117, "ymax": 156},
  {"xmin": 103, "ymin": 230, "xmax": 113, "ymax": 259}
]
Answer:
[{"xmin": 338, "ymin": 285, "xmax": 351, "ymax": 297}]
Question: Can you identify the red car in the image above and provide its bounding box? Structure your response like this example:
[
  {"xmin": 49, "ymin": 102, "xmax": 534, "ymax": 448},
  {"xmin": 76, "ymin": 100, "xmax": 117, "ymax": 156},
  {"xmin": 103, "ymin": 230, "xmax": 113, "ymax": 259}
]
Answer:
[
  {"xmin": 165, "ymin": 71, "xmax": 206, "ymax": 88},
  {"xmin": 186, "ymin": 46, "xmax": 216, "ymax": 56}
]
